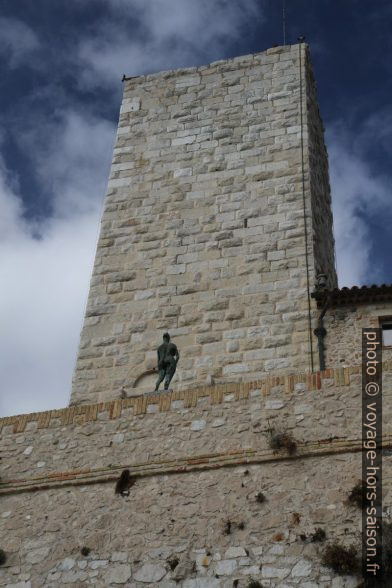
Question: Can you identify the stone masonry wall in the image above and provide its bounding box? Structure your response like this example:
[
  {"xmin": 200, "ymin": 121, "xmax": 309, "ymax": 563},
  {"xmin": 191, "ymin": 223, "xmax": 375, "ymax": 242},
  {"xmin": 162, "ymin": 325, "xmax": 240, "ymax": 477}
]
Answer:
[
  {"xmin": 305, "ymin": 50, "xmax": 337, "ymax": 289},
  {"xmin": 2, "ymin": 455, "xmax": 387, "ymax": 588},
  {"xmin": 323, "ymin": 301, "xmax": 392, "ymax": 368},
  {"xmin": 70, "ymin": 44, "xmax": 336, "ymax": 406},
  {"xmin": 2, "ymin": 365, "xmax": 392, "ymax": 586}
]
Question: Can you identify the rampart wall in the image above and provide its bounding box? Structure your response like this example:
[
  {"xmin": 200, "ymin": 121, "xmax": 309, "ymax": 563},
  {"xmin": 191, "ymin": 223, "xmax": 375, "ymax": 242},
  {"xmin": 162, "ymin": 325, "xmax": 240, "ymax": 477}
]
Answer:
[{"xmin": 1, "ymin": 364, "xmax": 391, "ymax": 587}]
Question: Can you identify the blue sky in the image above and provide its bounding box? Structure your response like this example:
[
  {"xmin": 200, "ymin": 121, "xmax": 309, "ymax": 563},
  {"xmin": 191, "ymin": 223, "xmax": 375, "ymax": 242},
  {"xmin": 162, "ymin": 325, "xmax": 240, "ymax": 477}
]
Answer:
[{"xmin": 1, "ymin": 0, "xmax": 391, "ymax": 417}]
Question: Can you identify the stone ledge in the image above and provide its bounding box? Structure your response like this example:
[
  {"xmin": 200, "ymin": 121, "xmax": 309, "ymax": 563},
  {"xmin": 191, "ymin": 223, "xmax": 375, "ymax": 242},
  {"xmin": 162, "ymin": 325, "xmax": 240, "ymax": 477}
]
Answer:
[
  {"xmin": 1, "ymin": 362, "xmax": 391, "ymax": 435},
  {"xmin": 1, "ymin": 434, "xmax": 391, "ymax": 496}
]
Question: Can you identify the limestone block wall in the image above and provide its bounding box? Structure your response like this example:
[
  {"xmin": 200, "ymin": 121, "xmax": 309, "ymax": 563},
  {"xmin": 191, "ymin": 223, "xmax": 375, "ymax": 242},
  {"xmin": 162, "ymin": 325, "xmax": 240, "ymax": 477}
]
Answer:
[
  {"xmin": 71, "ymin": 43, "xmax": 336, "ymax": 406},
  {"xmin": 1, "ymin": 365, "xmax": 392, "ymax": 586},
  {"xmin": 323, "ymin": 301, "xmax": 392, "ymax": 367},
  {"xmin": 305, "ymin": 52, "xmax": 337, "ymax": 288}
]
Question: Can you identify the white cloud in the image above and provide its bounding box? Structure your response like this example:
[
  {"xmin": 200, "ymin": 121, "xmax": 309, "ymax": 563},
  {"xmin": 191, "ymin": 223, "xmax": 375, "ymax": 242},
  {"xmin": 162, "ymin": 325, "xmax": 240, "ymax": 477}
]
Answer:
[
  {"xmin": 22, "ymin": 110, "xmax": 115, "ymax": 217},
  {"xmin": 327, "ymin": 121, "xmax": 391, "ymax": 287},
  {"xmin": 0, "ymin": 16, "xmax": 40, "ymax": 68},
  {"xmin": 0, "ymin": 112, "xmax": 115, "ymax": 417},
  {"xmin": 79, "ymin": 0, "xmax": 262, "ymax": 86},
  {"xmin": 0, "ymin": 211, "xmax": 98, "ymax": 416},
  {"xmin": 0, "ymin": 0, "xmax": 265, "ymax": 417}
]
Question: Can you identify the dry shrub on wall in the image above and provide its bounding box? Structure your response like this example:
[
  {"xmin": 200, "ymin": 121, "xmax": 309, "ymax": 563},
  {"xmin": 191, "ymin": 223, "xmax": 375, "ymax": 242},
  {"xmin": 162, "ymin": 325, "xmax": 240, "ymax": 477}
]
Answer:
[
  {"xmin": 266, "ymin": 422, "xmax": 297, "ymax": 455},
  {"xmin": 0, "ymin": 549, "xmax": 6, "ymax": 565},
  {"xmin": 321, "ymin": 541, "xmax": 360, "ymax": 575}
]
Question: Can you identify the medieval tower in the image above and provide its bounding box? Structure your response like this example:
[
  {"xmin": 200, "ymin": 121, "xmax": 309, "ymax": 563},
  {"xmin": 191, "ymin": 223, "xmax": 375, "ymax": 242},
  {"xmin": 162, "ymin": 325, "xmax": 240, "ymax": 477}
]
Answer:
[
  {"xmin": 1, "ymin": 44, "xmax": 392, "ymax": 587},
  {"xmin": 71, "ymin": 42, "xmax": 336, "ymax": 406}
]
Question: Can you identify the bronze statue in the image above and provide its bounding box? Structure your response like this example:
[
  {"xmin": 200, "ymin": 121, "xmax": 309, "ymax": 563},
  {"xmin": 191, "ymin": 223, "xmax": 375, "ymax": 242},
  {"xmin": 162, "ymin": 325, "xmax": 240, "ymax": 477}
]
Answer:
[{"xmin": 155, "ymin": 332, "xmax": 179, "ymax": 391}]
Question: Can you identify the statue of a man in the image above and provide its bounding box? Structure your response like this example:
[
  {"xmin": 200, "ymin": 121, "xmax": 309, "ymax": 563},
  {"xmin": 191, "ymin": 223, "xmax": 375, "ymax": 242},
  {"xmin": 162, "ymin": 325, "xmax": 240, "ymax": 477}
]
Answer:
[{"xmin": 155, "ymin": 332, "xmax": 180, "ymax": 391}]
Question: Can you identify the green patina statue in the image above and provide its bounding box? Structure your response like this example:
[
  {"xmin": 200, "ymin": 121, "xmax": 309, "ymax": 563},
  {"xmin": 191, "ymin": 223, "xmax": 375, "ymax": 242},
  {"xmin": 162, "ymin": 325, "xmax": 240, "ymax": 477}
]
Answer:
[{"xmin": 155, "ymin": 332, "xmax": 180, "ymax": 391}]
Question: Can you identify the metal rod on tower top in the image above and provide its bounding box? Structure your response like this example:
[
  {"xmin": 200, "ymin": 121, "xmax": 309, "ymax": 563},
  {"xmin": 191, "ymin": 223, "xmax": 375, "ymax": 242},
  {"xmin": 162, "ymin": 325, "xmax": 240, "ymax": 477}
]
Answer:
[{"xmin": 282, "ymin": 0, "xmax": 286, "ymax": 45}]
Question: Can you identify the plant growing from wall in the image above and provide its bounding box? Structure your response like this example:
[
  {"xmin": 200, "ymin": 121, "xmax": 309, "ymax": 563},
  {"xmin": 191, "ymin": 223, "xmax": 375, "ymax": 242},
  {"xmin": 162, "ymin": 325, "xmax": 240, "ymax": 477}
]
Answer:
[
  {"xmin": 0, "ymin": 549, "xmax": 6, "ymax": 565},
  {"xmin": 380, "ymin": 520, "xmax": 392, "ymax": 583},
  {"xmin": 115, "ymin": 469, "xmax": 136, "ymax": 496},
  {"xmin": 321, "ymin": 541, "xmax": 360, "ymax": 575},
  {"xmin": 300, "ymin": 528, "xmax": 326, "ymax": 543},
  {"xmin": 291, "ymin": 512, "xmax": 301, "ymax": 526},
  {"xmin": 167, "ymin": 556, "xmax": 179, "ymax": 571},
  {"xmin": 247, "ymin": 580, "xmax": 263, "ymax": 588},
  {"xmin": 223, "ymin": 519, "xmax": 245, "ymax": 534},
  {"xmin": 311, "ymin": 528, "xmax": 326, "ymax": 542},
  {"xmin": 347, "ymin": 480, "xmax": 370, "ymax": 509},
  {"xmin": 224, "ymin": 520, "xmax": 232, "ymax": 535},
  {"xmin": 266, "ymin": 422, "xmax": 297, "ymax": 455}
]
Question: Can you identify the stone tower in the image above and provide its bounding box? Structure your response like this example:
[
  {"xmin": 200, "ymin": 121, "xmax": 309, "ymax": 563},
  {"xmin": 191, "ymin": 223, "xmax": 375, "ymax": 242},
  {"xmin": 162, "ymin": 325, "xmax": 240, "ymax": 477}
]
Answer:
[
  {"xmin": 71, "ymin": 43, "xmax": 337, "ymax": 406},
  {"xmin": 3, "ymin": 43, "xmax": 392, "ymax": 588}
]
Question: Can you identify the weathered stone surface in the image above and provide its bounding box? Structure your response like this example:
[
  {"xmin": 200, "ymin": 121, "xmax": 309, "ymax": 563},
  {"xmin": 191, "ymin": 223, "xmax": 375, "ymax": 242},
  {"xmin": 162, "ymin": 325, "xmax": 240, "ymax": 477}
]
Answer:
[
  {"xmin": 291, "ymin": 558, "xmax": 312, "ymax": 577},
  {"xmin": 240, "ymin": 565, "xmax": 260, "ymax": 575},
  {"xmin": 331, "ymin": 577, "xmax": 358, "ymax": 588},
  {"xmin": 211, "ymin": 418, "xmax": 225, "ymax": 427},
  {"xmin": 171, "ymin": 558, "xmax": 195, "ymax": 581},
  {"xmin": 111, "ymin": 551, "xmax": 128, "ymax": 562},
  {"xmin": 90, "ymin": 559, "xmax": 108, "ymax": 569},
  {"xmin": 215, "ymin": 559, "xmax": 237, "ymax": 575},
  {"xmin": 104, "ymin": 563, "xmax": 132, "ymax": 583},
  {"xmin": 0, "ymin": 442, "xmax": 380, "ymax": 587},
  {"xmin": 58, "ymin": 558, "xmax": 75, "ymax": 571},
  {"xmin": 112, "ymin": 433, "xmax": 124, "ymax": 444},
  {"xmin": 265, "ymin": 400, "xmax": 285, "ymax": 410},
  {"xmin": 191, "ymin": 420, "xmax": 206, "ymax": 431},
  {"xmin": 25, "ymin": 547, "xmax": 50, "ymax": 564},
  {"xmin": 262, "ymin": 566, "xmax": 290, "ymax": 579},
  {"xmin": 183, "ymin": 579, "xmax": 220, "ymax": 588},
  {"xmin": 134, "ymin": 563, "xmax": 166, "ymax": 583},
  {"xmin": 224, "ymin": 546, "xmax": 247, "ymax": 558},
  {"xmin": 62, "ymin": 570, "xmax": 88, "ymax": 582}
]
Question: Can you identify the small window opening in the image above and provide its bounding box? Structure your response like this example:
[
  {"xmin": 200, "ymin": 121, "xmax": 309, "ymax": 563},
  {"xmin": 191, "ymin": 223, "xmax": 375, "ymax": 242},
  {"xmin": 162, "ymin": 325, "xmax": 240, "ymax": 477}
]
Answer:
[
  {"xmin": 243, "ymin": 218, "xmax": 248, "ymax": 228},
  {"xmin": 380, "ymin": 319, "xmax": 392, "ymax": 346}
]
